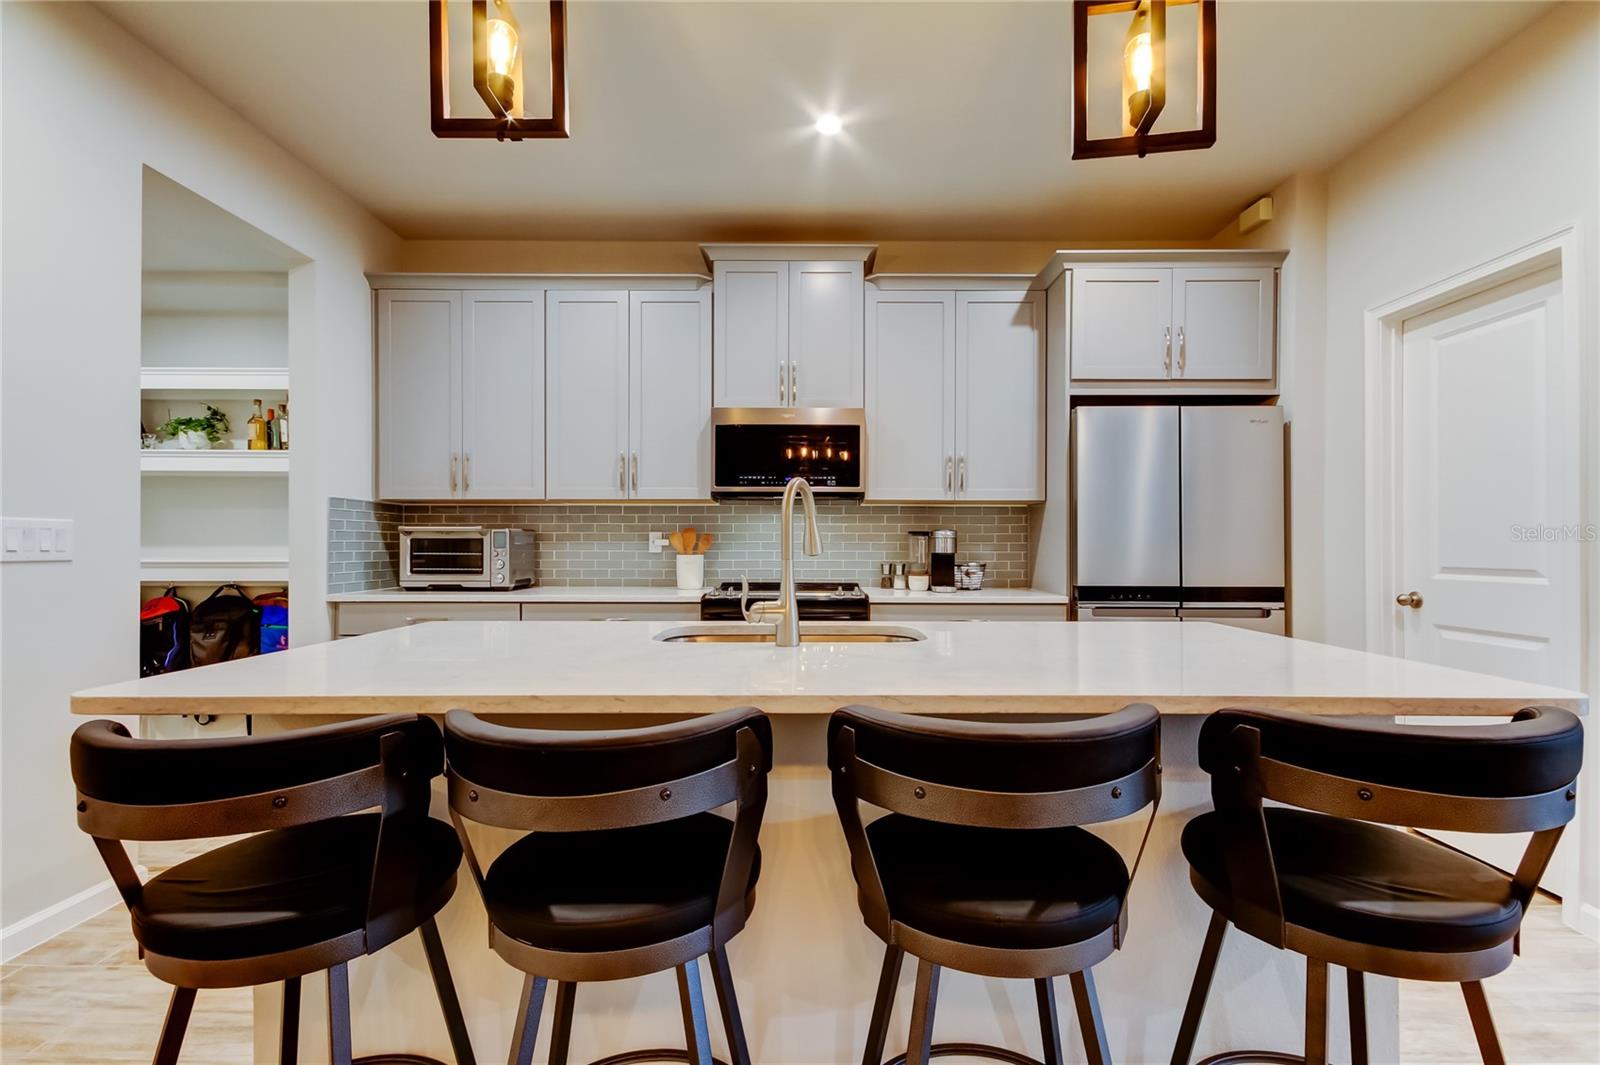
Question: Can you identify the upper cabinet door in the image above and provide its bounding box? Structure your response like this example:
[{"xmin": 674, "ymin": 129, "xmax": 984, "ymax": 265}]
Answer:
[
  {"xmin": 865, "ymin": 289, "xmax": 955, "ymax": 501},
  {"xmin": 713, "ymin": 261, "xmax": 788, "ymax": 407},
  {"xmin": 378, "ymin": 290, "xmax": 460, "ymax": 500},
  {"xmin": 461, "ymin": 291, "xmax": 544, "ymax": 499},
  {"xmin": 789, "ymin": 261, "xmax": 865, "ymax": 407},
  {"xmin": 630, "ymin": 290, "xmax": 712, "ymax": 500},
  {"xmin": 1069, "ymin": 268, "xmax": 1174, "ymax": 380},
  {"xmin": 1172, "ymin": 267, "xmax": 1276, "ymax": 380},
  {"xmin": 955, "ymin": 291, "xmax": 1045, "ymax": 502},
  {"xmin": 546, "ymin": 291, "xmax": 629, "ymax": 500}
]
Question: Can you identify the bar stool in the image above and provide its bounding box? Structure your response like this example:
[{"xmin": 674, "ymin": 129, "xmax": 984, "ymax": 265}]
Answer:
[
  {"xmin": 69, "ymin": 714, "xmax": 476, "ymax": 1065},
  {"xmin": 1170, "ymin": 705, "xmax": 1583, "ymax": 1065},
  {"xmin": 443, "ymin": 707, "xmax": 772, "ymax": 1065},
  {"xmin": 828, "ymin": 703, "xmax": 1162, "ymax": 1065}
]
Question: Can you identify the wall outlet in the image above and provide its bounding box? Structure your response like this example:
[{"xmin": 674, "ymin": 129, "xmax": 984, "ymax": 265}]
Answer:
[
  {"xmin": 648, "ymin": 531, "xmax": 669, "ymax": 553},
  {"xmin": 1, "ymin": 518, "xmax": 74, "ymax": 562}
]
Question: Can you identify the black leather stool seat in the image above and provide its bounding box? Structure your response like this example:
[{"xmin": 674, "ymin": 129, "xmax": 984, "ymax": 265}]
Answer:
[
  {"xmin": 1182, "ymin": 808, "xmax": 1521, "ymax": 954},
  {"xmin": 133, "ymin": 813, "xmax": 462, "ymax": 961},
  {"xmin": 484, "ymin": 812, "xmax": 759, "ymax": 953},
  {"xmin": 866, "ymin": 815, "xmax": 1130, "ymax": 950}
]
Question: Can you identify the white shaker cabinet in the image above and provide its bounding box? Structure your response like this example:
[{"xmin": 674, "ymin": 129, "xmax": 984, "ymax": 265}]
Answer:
[
  {"xmin": 956, "ymin": 291, "xmax": 1046, "ymax": 501},
  {"xmin": 711, "ymin": 256, "xmax": 865, "ymax": 408},
  {"xmin": 545, "ymin": 290, "xmax": 631, "ymax": 500},
  {"xmin": 630, "ymin": 289, "xmax": 712, "ymax": 499},
  {"xmin": 1171, "ymin": 267, "xmax": 1276, "ymax": 380},
  {"xmin": 461, "ymin": 290, "xmax": 545, "ymax": 499},
  {"xmin": 865, "ymin": 290, "xmax": 956, "ymax": 501},
  {"xmin": 1069, "ymin": 268, "xmax": 1173, "ymax": 380},
  {"xmin": 378, "ymin": 290, "xmax": 463, "ymax": 500},
  {"xmin": 865, "ymin": 287, "xmax": 1044, "ymax": 502}
]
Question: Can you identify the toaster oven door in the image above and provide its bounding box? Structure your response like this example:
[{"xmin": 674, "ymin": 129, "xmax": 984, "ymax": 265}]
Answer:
[{"xmin": 403, "ymin": 532, "xmax": 488, "ymax": 585}]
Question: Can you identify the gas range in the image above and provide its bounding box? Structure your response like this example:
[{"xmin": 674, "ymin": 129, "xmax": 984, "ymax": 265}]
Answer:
[{"xmin": 699, "ymin": 581, "xmax": 871, "ymax": 621}]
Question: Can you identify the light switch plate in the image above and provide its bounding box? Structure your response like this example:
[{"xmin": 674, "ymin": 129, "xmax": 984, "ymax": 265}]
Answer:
[
  {"xmin": 1, "ymin": 518, "xmax": 74, "ymax": 562},
  {"xmin": 648, "ymin": 531, "xmax": 668, "ymax": 554}
]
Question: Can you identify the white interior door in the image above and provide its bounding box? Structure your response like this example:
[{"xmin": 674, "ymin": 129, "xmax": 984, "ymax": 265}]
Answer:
[
  {"xmin": 461, "ymin": 290, "xmax": 544, "ymax": 499},
  {"xmin": 545, "ymin": 291, "xmax": 629, "ymax": 500},
  {"xmin": 630, "ymin": 290, "xmax": 711, "ymax": 500},
  {"xmin": 377, "ymin": 290, "xmax": 459, "ymax": 499},
  {"xmin": 955, "ymin": 291, "xmax": 1045, "ymax": 501},
  {"xmin": 865, "ymin": 290, "xmax": 955, "ymax": 500},
  {"xmin": 1397, "ymin": 267, "xmax": 1578, "ymax": 894}
]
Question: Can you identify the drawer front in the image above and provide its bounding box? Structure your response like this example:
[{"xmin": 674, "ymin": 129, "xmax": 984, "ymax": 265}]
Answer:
[
  {"xmin": 520, "ymin": 603, "xmax": 700, "ymax": 622},
  {"xmin": 335, "ymin": 602, "xmax": 522, "ymax": 636},
  {"xmin": 871, "ymin": 603, "xmax": 1067, "ymax": 622}
]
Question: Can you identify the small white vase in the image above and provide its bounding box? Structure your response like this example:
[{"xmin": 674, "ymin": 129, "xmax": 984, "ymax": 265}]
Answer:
[
  {"xmin": 176, "ymin": 430, "xmax": 211, "ymax": 450},
  {"xmin": 675, "ymin": 553, "xmax": 705, "ymax": 590}
]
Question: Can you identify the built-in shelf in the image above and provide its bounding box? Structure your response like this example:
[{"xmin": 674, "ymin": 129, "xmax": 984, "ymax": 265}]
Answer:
[
  {"xmin": 140, "ymin": 450, "xmax": 289, "ymax": 475},
  {"xmin": 140, "ymin": 558, "xmax": 289, "ymax": 584},
  {"xmin": 140, "ymin": 366, "xmax": 289, "ymax": 393}
]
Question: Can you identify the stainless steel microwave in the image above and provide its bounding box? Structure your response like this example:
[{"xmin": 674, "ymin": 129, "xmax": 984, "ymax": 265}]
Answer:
[
  {"xmin": 711, "ymin": 407, "xmax": 866, "ymax": 496},
  {"xmin": 399, "ymin": 526, "xmax": 536, "ymax": 590}
]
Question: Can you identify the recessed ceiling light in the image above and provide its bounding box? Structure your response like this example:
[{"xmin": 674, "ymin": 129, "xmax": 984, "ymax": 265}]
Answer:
[{"xmin": 814, "ymin": 113, "xmax": 843, "ymax": 136}]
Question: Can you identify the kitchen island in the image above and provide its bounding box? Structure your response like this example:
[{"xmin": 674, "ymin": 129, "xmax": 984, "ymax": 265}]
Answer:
[{"xmin": 71, "ymin": 621, "xmax": 1586, "ymax": 1065}]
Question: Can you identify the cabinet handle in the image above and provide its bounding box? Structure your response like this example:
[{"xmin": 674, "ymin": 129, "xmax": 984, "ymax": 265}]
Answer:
[
  {"xmin": 618, "ymin": 452, "xmax": 626, "ymax": 493},
  {"xmin": 958, "ymin": 455, "xmax": 967, "ymax": 493},
  {"xmin": 463, "ymin": 452, "xmax": 472, "ymax": 491},
  {"xmin": 450, "ymin": 453, "xmax": 458, "ymax": 493},
  {"xmin": 790, "ymin": 360, "xmax": 797, "ymax": 404},
  {"xmin": 945, "ymin": 455, "xmax": 954, "ymax": 494},
  {"xmin": 1177, "ymin": 326, "xmax": 1186, "ymax": 376},
  {"xmin": 1163, "ymin": 327, "xmax": 1172, "ymax": 377},
  {"xmin": 778, "ymin": 360, "xmax": 787, "ymax": 404},
  {"xmin": 631, "ymin": 451, "xmax": 639, "ymax": 492}
]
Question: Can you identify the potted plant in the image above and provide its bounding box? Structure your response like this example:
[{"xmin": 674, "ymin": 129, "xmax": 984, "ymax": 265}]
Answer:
[{"xmin": 157, "ymin": 406, "xmax": 230, "ymax": 450}]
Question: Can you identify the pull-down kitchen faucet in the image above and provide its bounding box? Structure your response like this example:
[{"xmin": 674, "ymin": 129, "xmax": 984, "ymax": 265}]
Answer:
[{"xmin": 743, "ymin": 476, "xmax": 821, "ymax": 646}]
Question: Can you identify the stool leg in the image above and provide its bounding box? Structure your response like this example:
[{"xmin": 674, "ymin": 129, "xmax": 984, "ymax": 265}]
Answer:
[
  {"xmin": 152, "ymin": 985, "xmax": 196, "ymax": 1065},
  {"xmin": 1035, "ymin": 977, "xmax": 1065, "ymax": 1065},
  {"xmin": 1069, "ymin": 969, "xmax": 1111, "ymax": 1065},
  {"xmin": 1170, "ymin": 912, "xmax": 1228, "ymax": 1065},
  {"xmin": 327, "ymin": 964, "xmax": 353, "ymax": 1065},
  {"xmin": 420, "ymin": 917, "xmax": 478, "ymax": 1065},
  {"xmin": 676, "ymin": 959, "xmax": 713, "ymax": 1065},
  {"xmin": 547, "ymin": 982, "xmax": 577, "ymax": 1065},
  {"xmin": 1346, "ymin": 969, "xmax": 1368, "ymax": 1065},
  {"xmin": 508, "ymin": 974, "xmax": 547, "ymax": 1065},
  {"xmin": 906, "ymin": 958, "xmax": 941, "ymax": 1065},
  {"xmin": 708, "ymin": 945, "xmax": 752, "ymax": 1065},
  {"xmin": 862, "ymin": 945, "xmax": 904, "ymax": 1065},
  {"xmin": 1304, "ymin": 958, "xmax": 1328, "ymax": 1065},
  {"xmin": 280, "ymin": 976, "xmax": 301, "ymax": 1065},
  {"xmin": 1461, "ymin": 982, "xmax": 1506, "ymax": 1065}
]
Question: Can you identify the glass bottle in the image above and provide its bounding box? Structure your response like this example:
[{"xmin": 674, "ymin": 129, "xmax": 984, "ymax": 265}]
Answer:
[
  {"xmin": 276, "ymin": 402, "xmax": 289, "ymax": 450},
  {"xmin": 247, "ymin": 399, "xmax": 268, "ymax": 450}
]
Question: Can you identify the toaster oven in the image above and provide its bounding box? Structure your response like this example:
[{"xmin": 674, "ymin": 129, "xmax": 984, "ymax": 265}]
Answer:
[{"xmin": 399, "ymin": 526, "xmax": 536, "ymax": 590}]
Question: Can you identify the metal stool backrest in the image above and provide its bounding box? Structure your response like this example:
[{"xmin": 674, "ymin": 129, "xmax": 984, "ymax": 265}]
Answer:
[
  {"xmin": 1198, "ymin": 705, "xmax": 1583, "ymax": 947},
  {"xmin": 443, "ymin": 706, "xmax": 772, "ymax": 944},
  {"xmin": 827, "ymin": 703, "xmax": 1162, "ymax": 937},
  {"xmin": 69, "ymin": 714, "xmax": 444, "ymax": 952}
]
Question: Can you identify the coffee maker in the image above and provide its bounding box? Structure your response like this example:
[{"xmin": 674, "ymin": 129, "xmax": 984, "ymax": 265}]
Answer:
[{"xmin": 930, "ymin": 529, "xmax": 958, "ymax": 592}]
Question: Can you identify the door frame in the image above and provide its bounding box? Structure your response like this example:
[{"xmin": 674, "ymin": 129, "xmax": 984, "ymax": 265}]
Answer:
[{"xmin": 1362, "ymin": 223, "xmax": 1592, "ymax": 934}]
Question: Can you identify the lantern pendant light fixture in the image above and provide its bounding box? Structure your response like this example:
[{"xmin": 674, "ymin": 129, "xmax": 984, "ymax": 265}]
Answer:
[
  {"xmin": 429, "ymin": 0, "xmax": 569, "ymax": 141},
  {"xmin": 1073, "ymin": 0, "xmax": 1216, "ymax": 159}
]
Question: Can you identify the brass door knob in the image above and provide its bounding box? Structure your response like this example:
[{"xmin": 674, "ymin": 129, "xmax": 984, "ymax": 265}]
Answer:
[{"xmin": 1395, "ymin": 591, "xmax": 1424, "ymax": 608}]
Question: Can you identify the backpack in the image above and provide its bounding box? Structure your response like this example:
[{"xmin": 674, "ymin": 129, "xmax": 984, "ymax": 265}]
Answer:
[
  {"xmin": 139, "ymin": 587, "xmax": 191, "ymax": 676},
  {"xmin": 190, "ymin": 584, "xmax": 261, "ymax": 668},
  {"xmin": 253, "ymin": 591, "xmax": 289, "ymax": 654}
]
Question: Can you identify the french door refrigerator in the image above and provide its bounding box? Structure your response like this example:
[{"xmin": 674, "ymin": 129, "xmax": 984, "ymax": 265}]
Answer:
[{"xmin": 1072, "ymin": 404, "xmax": 1285, "ymax": 632}]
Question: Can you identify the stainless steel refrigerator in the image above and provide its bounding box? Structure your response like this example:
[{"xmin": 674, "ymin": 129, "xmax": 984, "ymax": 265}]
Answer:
[{"xmin": 1072, "ymin": 404, "xmax": 1285, "ymax": 633}]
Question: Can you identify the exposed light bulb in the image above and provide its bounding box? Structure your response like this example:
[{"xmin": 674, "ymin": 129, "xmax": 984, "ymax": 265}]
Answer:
[
  {"xmin": 487, "ymin": 17, "xmax": 519, "ymax": 77},
  {"xmin": 814, "ymin": 113, "xmax": 843, "ymax": 136},
  {"xmin": 1126, "ymin": 32, "xmax": 1153, "ymax": 92}
]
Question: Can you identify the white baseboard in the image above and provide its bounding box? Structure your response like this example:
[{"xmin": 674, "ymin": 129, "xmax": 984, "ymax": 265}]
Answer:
[
  {"xmin": 0, "ymin": 876, "xmax": 124, "ymax": 963},
  {"xmin": 1571, "ymin": 900, "xmax": 1600, "ymax": 942}
]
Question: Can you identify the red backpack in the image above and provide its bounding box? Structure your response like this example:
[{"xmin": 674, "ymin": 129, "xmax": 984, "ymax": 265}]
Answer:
[{"xmin": 139, "ymin": 587, "xmax": 191, "ymax": 676}]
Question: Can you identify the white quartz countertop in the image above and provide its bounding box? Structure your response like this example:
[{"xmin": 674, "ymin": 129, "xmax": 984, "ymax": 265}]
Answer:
[
  {"xmin": 72, "ymin": 620, "xmax": 1585, "ymax": 718},
  {"xmin": 327, "ymin": 586, "xmax": 1070, "ymax": 606}
]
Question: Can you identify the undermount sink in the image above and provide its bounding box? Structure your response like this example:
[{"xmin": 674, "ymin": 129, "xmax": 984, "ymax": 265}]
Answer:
[{"xmin": 655, "ymin": 624, "xmax": 926, "ymax": 644}]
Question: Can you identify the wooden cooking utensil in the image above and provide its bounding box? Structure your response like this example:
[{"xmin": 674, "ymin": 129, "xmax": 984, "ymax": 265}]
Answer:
[
  {"xmin": 682, "ymin": 526, "xmax": 698, "ymax": 554},
  {"xmin": 695, "ymin": 533, "xmax": 714, "ymax": 553}
]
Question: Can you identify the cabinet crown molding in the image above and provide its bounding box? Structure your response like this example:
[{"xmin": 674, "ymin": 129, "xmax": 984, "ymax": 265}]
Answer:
[
  {"xmin": 867, "ymin": 273, "xmax": 1040, "ymax": 292},
  {"xmin": 1034, "ymin": 248, "xmax": 1287, "ymax": 290},
  {"xmin": 366, "ymin": 273, "xmax": 710, "ymax": 291},
  {"xmin": 699, "ymin": 243, "xmax": 877, "ymax": 269}
]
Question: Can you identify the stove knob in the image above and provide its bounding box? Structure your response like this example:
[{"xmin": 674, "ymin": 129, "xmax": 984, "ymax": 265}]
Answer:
[{"xmin": 494, "ymin": 573, "xmax": 507, "ymax": 585}]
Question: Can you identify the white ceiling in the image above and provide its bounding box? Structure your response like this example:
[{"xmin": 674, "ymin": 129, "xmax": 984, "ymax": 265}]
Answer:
[{"xmin": 104, "ymin": 1, "xmax": 1553, "ymax": 242}]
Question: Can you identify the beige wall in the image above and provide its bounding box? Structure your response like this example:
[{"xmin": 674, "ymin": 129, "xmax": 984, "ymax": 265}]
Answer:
[{"xmin": 0, "ymin": 2, "xmax": 397, "ymax": 939}]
